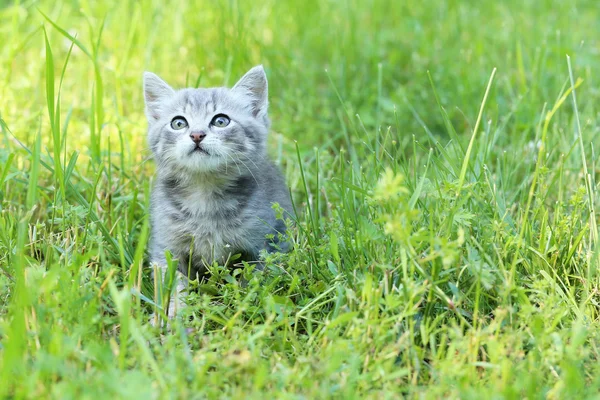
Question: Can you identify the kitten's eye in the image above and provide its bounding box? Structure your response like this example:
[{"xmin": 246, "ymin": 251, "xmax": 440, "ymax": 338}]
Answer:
[
  {"xmin": 210, "ymin": 114, "xmax": 230, "ymax": 128},
  {"xmin": 170, "ymin": 117, "xmax": 188, "ymax": 130}
]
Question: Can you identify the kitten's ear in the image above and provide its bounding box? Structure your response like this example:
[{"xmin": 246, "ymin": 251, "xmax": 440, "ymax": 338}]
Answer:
[
  {"xmin": 143, "ymin": 72, "xmax": 175, "ymax": 121},
  {"xmin": 232, "ymin": 65, "xmax": 268, "ymax": 117}
]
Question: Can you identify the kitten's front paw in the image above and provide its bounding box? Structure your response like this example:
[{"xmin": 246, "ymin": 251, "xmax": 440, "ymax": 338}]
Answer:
[
  {"xmin": 149, "ymin": 312, "xmax": 161, "ymax": 327},
  {"xmin": 148, "ymin": 298, "xmax": 178, "ymax": 328}
]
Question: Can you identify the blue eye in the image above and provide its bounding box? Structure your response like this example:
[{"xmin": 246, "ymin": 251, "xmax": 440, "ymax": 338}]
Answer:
[
  {"xmin": 211, "ymin": 114, "xmax": 230, "ymax": 128},
  {"xmin": 170, "ymin": 116, "xmax": 188, "ymax": 130}
]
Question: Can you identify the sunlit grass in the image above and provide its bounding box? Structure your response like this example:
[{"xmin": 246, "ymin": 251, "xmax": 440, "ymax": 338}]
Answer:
[{"xmin": 1, "ymin": 0, "xmax": 600, "ymax": 398}]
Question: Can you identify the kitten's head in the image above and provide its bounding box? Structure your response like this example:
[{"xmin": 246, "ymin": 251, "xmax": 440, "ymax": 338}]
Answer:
[{"xmin": 143, "ymin": 66, "xmax": 269, "ymax": 173}]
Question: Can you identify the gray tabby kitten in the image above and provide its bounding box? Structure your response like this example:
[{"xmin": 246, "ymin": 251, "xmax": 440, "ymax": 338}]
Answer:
[{"xmin": 143, "ymin": 65, "xmax": 292, "ymax": 317}]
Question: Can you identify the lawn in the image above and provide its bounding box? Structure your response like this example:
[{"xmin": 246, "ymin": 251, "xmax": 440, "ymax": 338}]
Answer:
[{"xmin": 1, "ymin": 0, "xmax": 600, "ymax": 398}]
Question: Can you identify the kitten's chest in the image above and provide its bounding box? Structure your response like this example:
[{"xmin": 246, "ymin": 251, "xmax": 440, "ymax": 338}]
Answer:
[
  {"xmin": 179, "ymin": 188, "xmax": 236, "ymax": 215},
  {"xmin": 173, "ymin": 188, "xmax": 249, "ymax": 257}
]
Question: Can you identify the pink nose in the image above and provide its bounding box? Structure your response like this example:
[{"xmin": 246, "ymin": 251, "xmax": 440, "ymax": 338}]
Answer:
[{"xmin": 190, "ymin": 132, "xmax": 206, "ymax": 144}]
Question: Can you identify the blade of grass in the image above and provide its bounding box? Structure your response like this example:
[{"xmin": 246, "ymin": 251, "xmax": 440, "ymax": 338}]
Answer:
[
  {"xmin": 566, "ymin": 56, "xmax": 597, "ymax": 247},
  {"xmin": 456, "ymin": 68, "xmax": 497, "ymax": 196}
]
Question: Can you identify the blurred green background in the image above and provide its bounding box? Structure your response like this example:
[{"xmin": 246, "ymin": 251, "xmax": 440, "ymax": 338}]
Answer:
[{"xmin": 2, "ymin": 0, "xmax": 599, "ymax": 156}]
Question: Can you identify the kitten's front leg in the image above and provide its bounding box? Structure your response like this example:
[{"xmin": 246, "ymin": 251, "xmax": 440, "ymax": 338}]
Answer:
[
  {"xmin": 166, "ymin": 273, "xmax": 187, "ymax": 318},
  {"xmin": 150, "ymin": 262, "xmax": 187, "ymax": 326}
]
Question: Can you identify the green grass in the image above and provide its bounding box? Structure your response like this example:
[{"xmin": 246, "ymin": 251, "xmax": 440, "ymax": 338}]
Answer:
[{"xmin": 1, "ymin": 0, "xmax": 600, "ymax": 398}]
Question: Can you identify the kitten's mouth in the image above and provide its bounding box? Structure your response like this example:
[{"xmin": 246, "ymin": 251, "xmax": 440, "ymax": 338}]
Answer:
[{"xmin": 190, "ymin": 146, "xmax": 210, "ymax": 156}]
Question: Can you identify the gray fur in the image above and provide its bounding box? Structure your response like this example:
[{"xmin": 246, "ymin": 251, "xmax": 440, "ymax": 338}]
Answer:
[{"xmin": 144, "ymin": 66, "xmax": 292, "ymax": 302}]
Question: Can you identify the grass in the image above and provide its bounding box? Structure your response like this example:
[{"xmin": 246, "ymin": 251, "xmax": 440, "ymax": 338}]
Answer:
[{"xmin": 1, "ymin": 0, "xmax": 600, "ymax": 398}]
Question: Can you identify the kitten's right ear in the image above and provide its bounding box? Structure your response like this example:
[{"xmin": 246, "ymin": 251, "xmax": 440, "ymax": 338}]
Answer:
[
  {"xmin": 232, "ymin": 65, "xmax": 268, "ymax": 118},
  {"xmin": 143, "ymin": 72, "xmax": 175, "ymax": 121}
]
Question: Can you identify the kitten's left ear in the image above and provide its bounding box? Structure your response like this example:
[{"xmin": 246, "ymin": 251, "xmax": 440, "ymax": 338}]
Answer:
[
  {"xmin": 143, "ymin": 72, "xmax": 175, "ymax": 122},
  {"xmin": 232, "ymin": 65, "xmax": 268, "ymax": 117}
]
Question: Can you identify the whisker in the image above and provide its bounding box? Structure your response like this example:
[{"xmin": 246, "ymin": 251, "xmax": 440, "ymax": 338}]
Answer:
[
  {"xmin": 232, "ymin": 157, "xmax": 259, "ymax": 186},
  {"xmin": 217, "ymin": 143, "xmax": 263, "ymax": 171},
  {"xmin": 212, "ymin": 144, "xmax": 260, "ymax": 186}
]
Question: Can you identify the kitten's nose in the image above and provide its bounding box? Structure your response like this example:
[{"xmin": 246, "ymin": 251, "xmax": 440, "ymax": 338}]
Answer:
[{"xmin": 190, "ymin": 131, "xmax": 206, "ymax": 144}]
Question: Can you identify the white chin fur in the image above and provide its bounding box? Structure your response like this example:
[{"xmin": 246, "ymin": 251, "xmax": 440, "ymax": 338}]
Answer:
[{"xmin": 171, "ymin": 141, "xmax": 226, "ymax": 172}]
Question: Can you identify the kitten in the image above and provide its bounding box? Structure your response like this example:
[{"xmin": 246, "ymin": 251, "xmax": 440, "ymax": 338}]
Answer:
[{"xmin": 144, "ymin": 65, "xmax": 292, "ymax": 318}]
